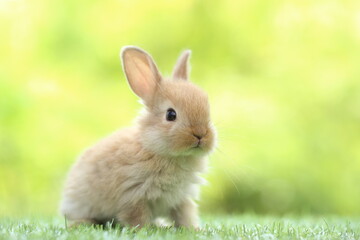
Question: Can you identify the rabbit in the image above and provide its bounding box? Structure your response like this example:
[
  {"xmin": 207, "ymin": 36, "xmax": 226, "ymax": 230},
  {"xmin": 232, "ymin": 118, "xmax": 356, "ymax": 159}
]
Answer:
[{"xmin": 60, "ymin": 46, "xmax": 217, "ymax": 228}]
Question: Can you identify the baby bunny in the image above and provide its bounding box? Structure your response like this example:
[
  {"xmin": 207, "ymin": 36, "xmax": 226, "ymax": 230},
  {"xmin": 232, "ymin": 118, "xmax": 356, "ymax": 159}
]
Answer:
[{"xmin": 60, "ymin": 46, "xmax": 216, "ymax": 228}]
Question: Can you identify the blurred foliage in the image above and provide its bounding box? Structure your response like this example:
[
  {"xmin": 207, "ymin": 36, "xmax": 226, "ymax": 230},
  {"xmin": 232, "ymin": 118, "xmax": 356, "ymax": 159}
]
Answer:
[{"xmin": 1, "ymin": 0, "xmax": 360, "ymax": 216}]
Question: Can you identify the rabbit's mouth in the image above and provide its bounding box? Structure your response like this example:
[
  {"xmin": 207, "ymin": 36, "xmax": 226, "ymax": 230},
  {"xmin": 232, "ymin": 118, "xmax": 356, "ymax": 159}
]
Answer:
[
  {"xmin": 167, "ymin": 135, "xmax": 214, "ymax": 157},
  {"xmin": 190, "ymin": 139, "xmax": 206, "ymax": 150},
  {"xmin": 186, "ymin": 130, "xmax": 215, "ymax": 154}
]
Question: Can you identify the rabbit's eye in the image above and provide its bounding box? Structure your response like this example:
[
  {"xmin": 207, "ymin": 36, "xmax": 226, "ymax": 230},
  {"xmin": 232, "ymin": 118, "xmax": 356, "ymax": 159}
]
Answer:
[{"xmin": 166, "ymin": 108, "xmax": 177, "ymax": 121}]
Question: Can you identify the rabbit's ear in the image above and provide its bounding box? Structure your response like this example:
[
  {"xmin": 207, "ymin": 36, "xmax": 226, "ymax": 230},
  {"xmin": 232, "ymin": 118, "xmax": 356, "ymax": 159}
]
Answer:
[
  {"xmin": 121, "ymin": 46, "xmax": 162, "ymax": 101},
  {"xmin": 172, "ymin": 50, "xmax": 191, "ymax": 81}
]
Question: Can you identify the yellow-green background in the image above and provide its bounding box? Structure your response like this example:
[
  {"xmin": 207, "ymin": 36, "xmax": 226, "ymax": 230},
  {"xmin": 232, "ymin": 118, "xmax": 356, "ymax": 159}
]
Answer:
[{"xmin": 1, "ymin": 0, "xmax": 360, "ymax": 217}]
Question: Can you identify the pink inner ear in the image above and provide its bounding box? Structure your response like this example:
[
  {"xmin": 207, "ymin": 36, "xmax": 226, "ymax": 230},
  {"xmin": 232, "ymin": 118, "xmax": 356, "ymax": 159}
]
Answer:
[{"xmin": 124, "ymin": 52, "xmax": 157, "ymax": 100}]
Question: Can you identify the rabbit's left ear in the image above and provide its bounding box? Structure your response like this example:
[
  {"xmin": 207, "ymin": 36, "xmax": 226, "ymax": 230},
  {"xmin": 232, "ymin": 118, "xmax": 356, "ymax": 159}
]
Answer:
[
  {"xmin": 172, "ymin": 50, "xmax": 191, "ymax": 81},
  {"xmin": 121, "ymin": 46, "xmax": 162, "ymax": 102}
]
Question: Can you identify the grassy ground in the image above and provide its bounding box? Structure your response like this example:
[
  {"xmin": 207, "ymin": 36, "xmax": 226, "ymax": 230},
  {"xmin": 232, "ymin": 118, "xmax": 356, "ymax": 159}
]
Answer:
[{"xmin": 0, "ymin": 215, "xmax": 359, "ymax": 240}]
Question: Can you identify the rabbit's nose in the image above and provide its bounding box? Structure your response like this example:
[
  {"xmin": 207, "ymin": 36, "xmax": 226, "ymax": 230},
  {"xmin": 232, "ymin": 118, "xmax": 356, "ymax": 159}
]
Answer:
[
  {"xmin": 192, "ymin": 126, "xmax": 207, "ymax": 140},
  {"xmin": 192, "ymin": 130, "xmax": 207, "ymax": 140},
  {"xmin": 193, "ymin": 134, "xmax": 202, "ymax": 140}
]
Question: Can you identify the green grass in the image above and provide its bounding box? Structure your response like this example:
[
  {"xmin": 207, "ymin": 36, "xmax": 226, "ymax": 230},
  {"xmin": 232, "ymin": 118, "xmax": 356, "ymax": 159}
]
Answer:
[{"xmin": 1, "ymin": 215, "xmax": 359, "ymax": 240}]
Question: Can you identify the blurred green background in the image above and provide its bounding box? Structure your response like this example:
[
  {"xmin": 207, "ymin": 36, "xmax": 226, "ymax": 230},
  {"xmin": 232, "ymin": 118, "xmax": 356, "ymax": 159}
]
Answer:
[{"xmin": 1, "ymin": 0, "xmax": 360, "ymax": 217}]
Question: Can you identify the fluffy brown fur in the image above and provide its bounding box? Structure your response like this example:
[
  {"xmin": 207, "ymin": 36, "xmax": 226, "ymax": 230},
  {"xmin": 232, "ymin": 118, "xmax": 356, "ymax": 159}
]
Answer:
[{"xmin": 60, "ymin": 46, "xmax": 216, "ymax": 228}]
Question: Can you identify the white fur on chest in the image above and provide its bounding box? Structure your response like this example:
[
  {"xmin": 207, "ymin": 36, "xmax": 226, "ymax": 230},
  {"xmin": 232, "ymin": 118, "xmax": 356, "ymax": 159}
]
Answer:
[
  {"xmin": 147, "ymin": 170, "xmax": 194, "ymax": 199},
  {"xmin": 99, "ymin": 155, "xmax": 208, "ymax": 220},
  {"xmin": 140, "ymin": 160, "xmax": 204, "ymax": 212},
  {"xmin": 145, "ymin": 167, "xmax": 202, "ymax": 217}
]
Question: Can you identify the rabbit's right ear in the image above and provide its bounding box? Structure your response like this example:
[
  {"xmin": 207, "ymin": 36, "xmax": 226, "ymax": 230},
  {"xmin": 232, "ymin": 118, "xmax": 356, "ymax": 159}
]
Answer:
[{"xmin": 121, "ymin": 46, "xmax": 162, "ymax": 102}]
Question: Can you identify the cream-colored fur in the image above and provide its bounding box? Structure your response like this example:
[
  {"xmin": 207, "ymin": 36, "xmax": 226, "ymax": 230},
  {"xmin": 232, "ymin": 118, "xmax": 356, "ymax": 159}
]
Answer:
[{"xmin": 60, "ymin": 46, "xmax": 216, "ymax": 228}]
